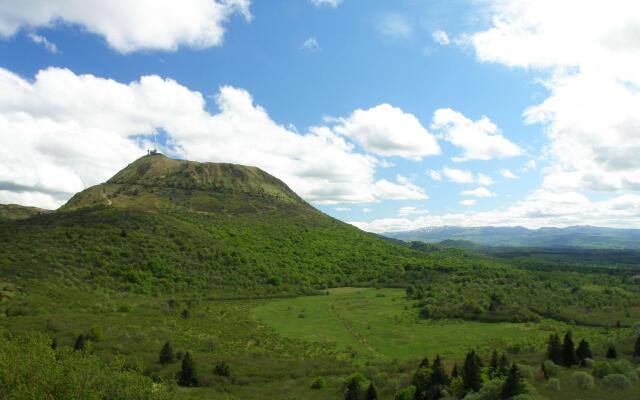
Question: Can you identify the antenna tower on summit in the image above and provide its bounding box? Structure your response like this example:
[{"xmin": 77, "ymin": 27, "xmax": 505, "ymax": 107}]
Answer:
[{"xmin": 147, "ymin": 132, "xmax": 159, "ymax": 156}]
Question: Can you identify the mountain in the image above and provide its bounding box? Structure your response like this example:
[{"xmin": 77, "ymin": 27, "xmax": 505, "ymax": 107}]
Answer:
[
  {"xmin": 0, "ymin": 204, "xmax": 51, "ymax": 220},
  {"xmin": 385, "ymin": 225, "xmax": 640, "ymax": 249},
  {"xmin": 0, "ymin": 154, "xmax": 494, "ymax": 295}
]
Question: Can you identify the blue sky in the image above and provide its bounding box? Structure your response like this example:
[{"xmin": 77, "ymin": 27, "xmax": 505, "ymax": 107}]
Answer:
[{"xmin": 1, "ymin": 0, "xmax": 639, "ymax": 230}]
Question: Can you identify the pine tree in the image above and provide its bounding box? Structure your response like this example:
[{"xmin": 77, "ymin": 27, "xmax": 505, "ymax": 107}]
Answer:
[
  {"xmin": 74, "ymin": 334, "xmax": 86, "ymax": 351},
  {"xmin": 419, "ymin": 357, "xmax": 430, "ymax": 368},
  {"xmin": 562, "ymin": 332, "xmax": 577, "ymax": 367},
  {"xmin": 178, "ymin": 352, "xmax": 199, "ymax": 387},
  {"xmin": 576, "ymin": 339, "xmax": 593, "ymax": 366},
  {"xmin": 547, "ymin": 334, "xmax": 563, "ymax": 365},
  {"xmin": 365, "ymin": 382, "xmax": 378, "ymax": 400},
  {"xmin": 344, "ymin": 376, "xmax": 362, "ymax": 400},
  {"xmin": 451, "ymin": 364, "xmax": 459, "ymax": 378},
  {"xmin": 501, "ymin": 364, "xmax": 526, "ymax": 399},
  {"xmin": 606, "ymin": 346, "xmax": 618, "ymax": 359},
  {"xmin": 462, "ymin": 350, "xmax": 483, "ymax": 392},
  {"xmin": 51, "ymin": 338, "xmax": 57, "ymax": 350},
  {"xmin": 431, "ymin": 355, "xmax": 449, "ymax": 386},
  {"xmin": 159, "ymin": 341, "xmax": 175, "ymax": 365},
  {"xmin": 634, "ymin": 336, "xmax": 640, "ymax": 359},
  {"xmin": 488, "ymin": 350, "xmax": 499, "ymax": 379},
  {"xmin": 497, "ymin": 354, "xmax": 509, "ymax": 378}
]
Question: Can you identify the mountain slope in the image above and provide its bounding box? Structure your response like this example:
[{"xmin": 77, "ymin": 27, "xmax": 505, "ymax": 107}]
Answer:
[
  {"xmin": 386, "ymin": 225, "xmax": 640, "ymax": 249},
  {"xmin": 0, "ymin": 204, "xmax": 51, "ymax": 220}
]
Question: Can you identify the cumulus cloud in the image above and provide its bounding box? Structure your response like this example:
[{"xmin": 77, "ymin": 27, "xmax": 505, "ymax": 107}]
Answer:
[
  {"xmin": 461, "ymin": 187, "xmax": 495, "ymax": 198},
  {"xmin": 398, "ymin": 206, "xmax": 429, "ymax": 216},
  {"xmin": 432, "ymin": 30, "xmax": 450, "ymax": 45},
  {"xmin": 376, "ymin": 13, "xmax": 412, "ymax": 39},
  {"xmin": 427, "ymin": 169, "xmax": 442, "ymax": 181},
  {"xmin": 469, "ymin": 0, "xmax": 640, "ymax": 193},
  {"xmin": 0, "ymin": 67, "xmax": 429, "ymax": 208},
  {"xmin": 0, "ymin": 0, "xmax": 251, "ymax": 53},
  {"xmin": 432, "ymin": 167, "xmax": 494, "ymax": 186},
  {"xmin": 431, "ymin": 108, "xmax": 522, "ymax": 162},
  {"xmin": 460, "ymin": 199, "xmax": 476, "ymax": 206},
  {"xmin": 500, "ymin": 169, "xmax": 518, "ymax": 179},
  {"xmin": 333, "ymin": 104, "xmax": 440, "ymax": 160},
  {"xmin": 300, "ymin": 37, "xmax": 320, "ymax": 51},
  {"xmin": 351, "ymin": 190, "xmax": 640, "ymax": 232},
  {"xmin": 310, "ymin": 0, "xmax": 342, "ymax": 7}
]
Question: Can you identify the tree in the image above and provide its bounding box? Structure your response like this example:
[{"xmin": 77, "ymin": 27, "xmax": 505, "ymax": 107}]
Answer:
[
  {"xmin": 462, "ymin": 350, "xmax": 483, "ymax": 392},
  {"xmin": 214, "ymin": 361, "xmax": 231, "ymax": 377},
  {"xmin": 501, "ymin": 364, "xmax": 526, "ymax": 399},
  {"xmin": 50, "ymin": 338, "xmax": 57, "ymax": 350},
  {"xmin": 344, "ymin": 376, "xmax": 362, "ymax": 400},
  {"xmin": 451, "ymin": 364, "xmax": 459, "ymax": 378},
  {"xmin": 547, "ymin": 334, "xmax": 563, "ymax": 365},
  {"xmin": 412, "ymin": 367, "xmax": 433, "ymax": 400},
  {"xmin": 488, "ymin": 350, "xmax": 499, "ymax": 379},
  {"xmin": 497, "ymin": 354, "xmax": 509, "ymax": 378},
  {"xmin": 606, "ymin": 346, "xmax": 618, "ymax": 359},
  {"xmin": 159, "ymin": 341, "xmax": 175, "ymax": 365},
  {"xmin": 178, "ymin": 352, "xmax": 199, "ymax": 387},
  {"xmin": 634, "ymin": 336, "xmax": 640, "ymax": 359},
  {"xmin": 431, "ymin": 355, "xmax": 449, "ymax": 386},
  {"xmin": 562, "ymin": 332, "xmax": 577, "ymax": 367},
  {"xmin": 74, "ymin": 334, "xmax": 86, "ymax": 351},
  {"xmin": 576, "ymin": 339, "xmax": 593, "ymax": 366},
  {"xmin": 419, "ymin": 357, "xmax": 430, "ymax": 368},
  {"xmin": 366, "ymin": 382, "xmax": 378, "ymax": 400}
]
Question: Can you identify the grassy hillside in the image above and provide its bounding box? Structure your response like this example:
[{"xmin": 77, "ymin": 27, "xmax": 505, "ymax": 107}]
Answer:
[{"xmin": 0, "ymin": 204, "xmax": 51, "ymax": 220}]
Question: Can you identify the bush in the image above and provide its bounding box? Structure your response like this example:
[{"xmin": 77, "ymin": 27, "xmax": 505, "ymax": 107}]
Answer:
[
  {"xmin": 213, "ymin": 361, "xmax": 231, "ymax": 377},
  {"xmin": 394, "ymin": 385, "xmax": 416, "ymax": 400},
  {"xmin": 516, "ymin": 364, "xmax": 535, "ymax": 379},
  {"xmin": 86, "ymin": 326, "xmax": 103, "ymax": 342},
  {"xmin": 546, "ymin": 378, "xmax": 561, "ymax": 391},
  {"xmin": 543, "ymin": 360, "xmax": 560, "ymax": 378},
  {"xmin": 572, "ymin": 371, "xmax": 594, "ymax": 390},
  {"xmin": 592, "ymin": 359, "xmax": 635, "ymax": 379},
  {"xmin": 583, "ymin": 358, "xmax": 595, "ymax": 368},
  {"xmin": 117, "ymin": 304, "xmax": 131, "ymax": 313},
  {"xmin": 602, "ymin": 373, "xmax": 632, "ymax": 389},
  {"xmin": 463, "ymin": 378, "xmax": 504, "ymax": 400},
  {"xmin": 311, "ymin": 377, "xmax": 325, "ymax": 389}
]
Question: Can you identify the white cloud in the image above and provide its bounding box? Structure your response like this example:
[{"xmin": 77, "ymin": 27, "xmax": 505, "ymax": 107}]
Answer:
[
  {"xmin": 469, "ymin": 0, "xmax": 640, "ymax": 193},
  {"xmin": 460, "ymin": 199, "xmax": 476, "ymax": 206},
  {"xmin": 300, "ymin": 37, "xmax": 320, "ymax": 51},
  {"xmin": 438, "ymin": 167, "xmax": 494, "ymax": 186},
  {"xmin": 398, "ymin": 206, "xmax": 429, "ymax": 216},
  {"xmin": 334, "ymin": 206, "xmax": 350, "ymax": 212},
  {"xmin": 522, "ymin": 160, "xmax": 537, "ymax": 172},
  {"xmin": 310, "ymin": 0, "xmax": 342, "ymax": 7},
  {"xmin": 0, "ymin": 0, "xmax": 251, "ymax": 53},
  {"xmin": 0, "ymin": 67, "xmax": 429, "ymax": 208},
  {"xmin": 427, "ymin": 169, "xmax": 442, "ymax": 181},
  {"xmin": 500, "ymin": 169, "xmax": 518, "ymax": 179},
  {"xmin": 432, "ymin": 30, "xmax": 450, "ymax": 45},
  {"xmin": 333, "ymin": 104, "xmax": 440, "ymax": 160},
  {"xmin": 28, "ymin": 33, "xmax": 58, "ymax": 53},
  {"xmin": 376, "ymin": 13, "xmax": 412, "ymax": 39},
  {"xmin": 362, "ymin": 207, "xmax": 372, "ymax": 213},
  {"xmin": 351, "ymin": 190, "xmax": 640, "ymax": 232},
  {"xmin": 431, "ymin": 108, "xmax": 522, "ymax": 162},
  {"xmin": 461, "ymin": 187, "xmax": 495, "ymax": 198}
]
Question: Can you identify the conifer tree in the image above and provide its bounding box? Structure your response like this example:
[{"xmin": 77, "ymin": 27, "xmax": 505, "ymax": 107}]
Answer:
[
  {"xmin": 366, "ymin": 382, "xmax": 378, "ymax": 400},
  {"xmin": 501, "ymin": 364, "xmax": 526, "ymax": 399},
  {"xmin": 344, "ymin": 376, "xmax": 362, "ymax": 400},
  {"xmin": 576, "ymin": 339, "xmax": 593, "ymax": 366},
  {"xmin": 431, "ymin": 355, "xmax": 449, "ymax": 386},
  {"xmin": 606, "ymin": 345, "xmax": 618, "ymax": 359},
  {"xmin": 488, "ymin": 350, "xmax": 499, "ymax": 379},
  {"xmin": 547, "ymin": 333, "xmax": 563, "ymax": 365},
  {"xmin": 74, "ymin": 334, "xmax": 86, "ymax": 351},
  {"xmin": 419, "ymin": 357, "xmax": 430, "ymax": 368},
  {"xmin": 562, "ymin": 332, "xmax": 577, "ymax": 367},
  {"xmin": 462, "ymin": 350, "xmax": 483, "ymax": 392},
  {"xmin": 497, "ymin": 354, "xmax": 509, "ymax": 378},
  {"xmin": 451, "ymin": 364, "xmax": 459, "ymax": 379},
  {"xmin": 634, "ymin": 336, "xmax": 640, "ymax": 359},
  {"xmin": 159, "ymin": 341, "xmax": 175, "ymax": 365},
  {"xmin": 178, "ymin": 352, "xmax": 199, "ymax": 387},
  {"xmin": 51, "ymin": 338, "xmax": 57, "ymax": 350}
]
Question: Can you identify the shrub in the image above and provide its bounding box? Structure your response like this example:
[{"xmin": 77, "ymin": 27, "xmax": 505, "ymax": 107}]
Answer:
[
  {"xmin": 542, "ymin": 360, "xmax": 560, "ymax": 378},
  {"xmin": 546, "ymin": 378, "xmax": 561, "ymax": 391},
  {"xmin": 516, "ymin": 364, "xmax": 535, "ymax": 379},
  {"xmin": 572, "ymin": 371, "xmax": 594, "ymax": 390},
  {"xmin": 213, "ymin": 361, "xmax": 231, "ymax": 377},
  {"xmin": 394, "ymin": 385, "xmax": 416, "ymax": 400},
  {"xmin": 311, "ymin": 377, "xmax": 326, "ymax": 389},
  {"xmin": 602, "ymin": 373, "xmax": 632, "ymax": 389},
  {"xmin": 463, "ymin": 378, "xmax": 504, "ymax": 400},
  {"xmin": 86, "ymin": 326, "xmax": 103, "ymax": 342},
  {"xmin": 117, "ymin": 304, "xmax": 131, "ymax": 313}
]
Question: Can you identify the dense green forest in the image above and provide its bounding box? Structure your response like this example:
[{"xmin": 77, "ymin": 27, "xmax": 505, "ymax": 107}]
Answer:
[{"xmin": 1, "ymin": 155, "xmax": 640, "ymax": 399}]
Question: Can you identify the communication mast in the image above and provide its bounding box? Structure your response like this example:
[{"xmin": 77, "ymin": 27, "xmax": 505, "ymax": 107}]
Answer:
[{"xmin": 147, "ymin": 132, "xmax": 159, "ymax": 156}]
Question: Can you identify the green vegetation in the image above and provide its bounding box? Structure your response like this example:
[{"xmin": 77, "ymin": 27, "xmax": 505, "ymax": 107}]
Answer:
[{"xmin": 0, "ymin": 203, "xmax": 50, "ymax": 220}]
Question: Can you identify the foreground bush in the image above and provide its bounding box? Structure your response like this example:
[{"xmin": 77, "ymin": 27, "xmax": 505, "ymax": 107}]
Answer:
[
  {"xmin": 602, "ymin": 374, "xmax": 632, "ymax": 389},
  {"xmin": 571, "ymin": 371, "xmax": 594, "ymax": 390},
  {"xmin": 0, "ymin": 332, "xmax": 173, "ymax": 400}
]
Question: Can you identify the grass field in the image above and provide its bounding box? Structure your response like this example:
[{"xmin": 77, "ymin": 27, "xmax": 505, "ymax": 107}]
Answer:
[{"xmin": 253, "ymin": 287, "xmax": 630, "ymax": 362}]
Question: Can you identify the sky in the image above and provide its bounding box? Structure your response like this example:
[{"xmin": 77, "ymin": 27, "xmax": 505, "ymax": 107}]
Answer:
[{"xmin": 1, "ymin": 0, "xmax": 640, "ymax": 232}]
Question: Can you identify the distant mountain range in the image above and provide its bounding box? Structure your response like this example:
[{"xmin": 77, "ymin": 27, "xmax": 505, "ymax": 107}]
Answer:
[{"xmin": 384, "ymin": 225, "xmax": 640, "ymax": 249}]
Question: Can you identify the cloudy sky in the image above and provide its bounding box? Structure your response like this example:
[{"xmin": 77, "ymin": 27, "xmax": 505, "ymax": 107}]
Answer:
[{"xmin": 1, "ymin": 0, "xmax": 640, "ymax": 232}]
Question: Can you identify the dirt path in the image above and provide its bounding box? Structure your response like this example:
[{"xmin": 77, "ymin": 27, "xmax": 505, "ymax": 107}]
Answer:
[{"xmin": 328, "ymin": 300, "xmax": 387, "ymax": 360}]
